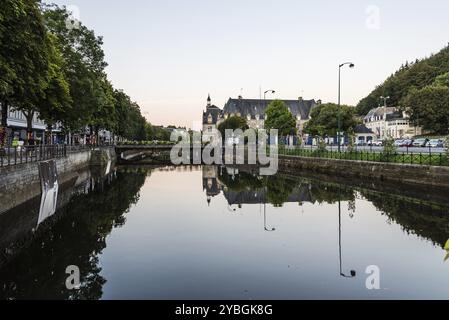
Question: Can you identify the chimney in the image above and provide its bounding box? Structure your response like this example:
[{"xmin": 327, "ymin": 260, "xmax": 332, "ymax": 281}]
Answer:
[
  {"xmin": 238, "ymin": 95, "xmax": 243, "ymax": 100},
  {"xmin": 298, "ymin": 97, "xmax": 303, "ymax": 102},
  {"xmin": 317, "ymin": 99, "xmax": 322, "ymax": 105}
]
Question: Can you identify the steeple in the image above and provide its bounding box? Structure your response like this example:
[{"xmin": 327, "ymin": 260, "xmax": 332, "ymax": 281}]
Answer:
[{"xmin": 207, "ymin": 94, "xmax": 211, "ymax": 107}]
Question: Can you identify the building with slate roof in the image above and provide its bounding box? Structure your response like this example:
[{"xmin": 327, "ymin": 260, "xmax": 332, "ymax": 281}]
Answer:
[
  {"xmin": 202, "ymin": 95, "xmax": 320, "ymax": 140},
  {"xmin": 363, "ymin": 106, "xmax": 423, "ymax": 139},
  {"xmin": 202, "ymin": 94, "xmax": 224, "ymax": 142},
  {"xmin": 354, "ymin": 124, "xmax": 376, "ymax": 144}
]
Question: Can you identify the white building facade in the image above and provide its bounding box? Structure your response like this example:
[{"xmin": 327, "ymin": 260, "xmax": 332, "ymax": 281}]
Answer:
[{"xmin": 364, "ymin": 106, "xmax": 423, "ymax": 139}]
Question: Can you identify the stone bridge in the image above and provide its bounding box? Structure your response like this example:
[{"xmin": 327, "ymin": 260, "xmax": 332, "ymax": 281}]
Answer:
[{"xmin": 115, "ymin": 145, "xmax": 174, "ymax": 164}]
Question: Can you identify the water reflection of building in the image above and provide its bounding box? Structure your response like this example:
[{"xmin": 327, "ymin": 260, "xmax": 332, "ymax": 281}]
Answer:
[
  {"xmin": 223, "ymin": 185, "xmax": 313, "ymax": 207},
  {"xmin": 202, "ymin": 166, "xmax": 222, "ymax": 205},
  {"xmin": 201, "ymin": 166, "xmax": 315, "ymax": 207}
]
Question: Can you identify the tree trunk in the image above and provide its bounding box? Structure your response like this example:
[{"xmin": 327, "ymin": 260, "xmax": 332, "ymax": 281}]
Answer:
[
  {"xmin": 0, "ymin": 100, "xmax": 8, "ymax": 147},
  {"xmin": 1, "ymin": 100, "xmax": 8, "ymax": 128},
  {"xmin": 95, "ymin": 126, "xmax": 100, "ymax": 146},
  {"xmin": 25, "ymin": 111, "xmax": 34, "ymax": 146},
  {"xmin": 89, "ymin": 125, "xmax": 94, "ymax": 145},
  {"xmin": 47, "ymin": 123, "xmax": 53, "ymax": 145}
]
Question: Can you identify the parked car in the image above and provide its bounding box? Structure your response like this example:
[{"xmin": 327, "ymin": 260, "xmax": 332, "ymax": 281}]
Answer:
[
  {"xmin": 370, "ymin": 140, "xmax": 383, "ymax": 147},
  {"xmin": 412, "ymin": 138, "xmax": 429, "ymax": 147},
  {"xmin": 394, "ymin": 139, "xmax": 404, "ymax": 147},
  {"xmin": 428, "ymin": 139, "xmax": 444, "ymax": 148},
  {"xmin": 400, "ymin": 139, "xmax": 414, "ymax": 147}
]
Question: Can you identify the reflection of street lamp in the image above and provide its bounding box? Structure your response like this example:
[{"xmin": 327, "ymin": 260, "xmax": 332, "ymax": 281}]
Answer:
[
  {"xmin": 227, "ymin": 204, "xmax": 237, "ymax": 213},
  {"xmin": 264, "ymin": 182, "xmax": 275, "ymax": 232},
  {"xmin": 338, "ymin": 63, "xmax": 355, "ymax": 152},
  {"xmin": 338, "ymin": 198, "xmax": 356, "ymax": 278},
  {"xmin": 264, "ymin": 203, "xmax": 276, "ymax": 232}
]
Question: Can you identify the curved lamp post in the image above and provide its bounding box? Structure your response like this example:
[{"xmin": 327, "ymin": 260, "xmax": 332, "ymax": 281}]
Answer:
[
  {"xmin": 264, "ymin": 90, "xmax": 276, "ymax": 101},
  {"xmin": 338, "ymin": 62, "xmax": 355, "ymax": 152},
  {"xmin": 380, "ymin": 96, "xmax": 390, "ymax": 139}
]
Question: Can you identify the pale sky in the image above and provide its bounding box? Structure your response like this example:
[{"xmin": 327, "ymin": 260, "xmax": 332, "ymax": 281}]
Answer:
[{"xmin": 48, "ymin": 0, "xmax": 449, "ymax": 128}]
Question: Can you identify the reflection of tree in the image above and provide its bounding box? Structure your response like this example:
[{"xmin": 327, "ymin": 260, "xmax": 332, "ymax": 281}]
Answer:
[
  {"xmin": 266, "ymin": 175, "xmax": 296, "ymax": 207},
  {"xmin": 218, "ymin": 168, "xmax": 356, "ymax": 208},
  {"xmin": 310, "ymin": 184, "xmax": 355, "ymax": 205},
  {"xmin": 360, "ymin": 191, "xmax": 449, "ymax": 248},
  {"xmin": 0, "ymin": 170, "xmax": 147, "ymax": 300},
  {"xmin": 218, "ymin": 170, "xmax": 264, "ymax": 192}
]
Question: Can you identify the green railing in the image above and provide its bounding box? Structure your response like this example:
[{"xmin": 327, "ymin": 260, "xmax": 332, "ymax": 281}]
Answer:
[{"xmin": 279, "ymin": 146, "xmax": 449, "ymax": 167}]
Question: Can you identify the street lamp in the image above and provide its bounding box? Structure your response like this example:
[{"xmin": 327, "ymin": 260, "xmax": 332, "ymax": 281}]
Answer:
[
  {"xmin": 264, "ymin": 90, "xmax": 276, "ymax": 101},
  {"xmin": 380, "ymin": 96, "xmax": 390, "ymax": 139},
  {"xmin": 263, "ymin": 90, "xmax": 276, "ymax": 145},
  {"xmin": 338, "ymin": 62, "xmax": 355, "ymax": 152},
  {"xmin": 380, "ymin": 96, "xmax": 390, "ymax": 108}
]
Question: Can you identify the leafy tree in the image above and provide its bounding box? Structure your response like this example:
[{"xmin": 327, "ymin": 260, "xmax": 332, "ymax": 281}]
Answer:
[
  {"xmin": 217, "ymin": 116, "xmax": 249, "ymax": 136},
  {"xmin": 347, "ymin": 127, "xmax": 356, "ymax": 152},
  {"xmin": 434, "ymin": 72, "xmax": 449, "ymax": 87},
  {"xmin": 0, "ymin": 0, "xmax": 52, "ymax": 143},
  {"xmin": 264, "ymin": 100, "xmax": 297, "ymax": 136},
  {"xmin": 382, "ymin": 136, "xmax": 397, "ymax": 156},
  {"xmin": 356, "ymin": 44, "xmax": 449, "ymax": 116},
  {"xmin": 151, "ymin": 126, "xmax": 171, "ymax": 141},
  {"xmin": 89, "ymin": 78, "xmax": 116, "ymax": 142},
  {"xmin": 402, "ymin": 86, "xmax": 449, "ymax": 135},
  {"xmin": 304, "ymin": 103, "xmax": 358, "ymax": 137},
  {"xmin": 145, "ymin": 123, "xmax": 154, "ymax": 140},
  {"xmin": 0, "ymin": 0, "xmax": 25, "ymax": 135},
  {"xmin": 43, "ymin": 4, "xmax": 108, "ymax": 132},
  {"xmin": 36, "ymin": 33, "xmax": 72, "ymax": 143}
]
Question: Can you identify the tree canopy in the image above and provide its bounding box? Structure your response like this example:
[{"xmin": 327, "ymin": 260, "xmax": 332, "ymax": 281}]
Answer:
[
  {"xmin": 304, "ymin": 103, "xmax": 358, "ymax": 137},
  {"xmin": 356, "ymin": 44, "xmax": 449, "ymax": 116},
  {"xmin": 0, "ymin": 2, "xmax": 152, "ymax": 145},
  {"xmin": 217, "ymin": 116, "xmax": 249, "ymax": 136},
  {"xmin": 402, "ymin": 86, "xmax": 449, "ymax": 135},
  {"xmin": 264, "ymin": 100, "xmax": 297, "ymax": 136}
]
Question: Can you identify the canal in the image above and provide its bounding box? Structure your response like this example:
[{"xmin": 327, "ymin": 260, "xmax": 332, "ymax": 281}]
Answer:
[{"xmin": 1, "ymin": 165, "xmax": 449, "ymax": 299}]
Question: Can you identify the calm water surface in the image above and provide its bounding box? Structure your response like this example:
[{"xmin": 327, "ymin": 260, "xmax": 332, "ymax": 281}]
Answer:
[{"xmin": 1, "ymin": 165, "xmax": 449, "ymax": 300}]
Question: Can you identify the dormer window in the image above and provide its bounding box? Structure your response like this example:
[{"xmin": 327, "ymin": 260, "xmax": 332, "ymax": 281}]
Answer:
[
  {"xmin": 297, "ymin": 115, "xmax": 301, "ymax": 121},
  {"xmin": 247, "ymin": 114, "xmax": 251, "ymax": 121},
  {"xmin": 208, "ymin": 114, "xmax": 213, "ymax": 124},
  {"xmin": 255, "ymin": 114, "xmax": 260, "ymax": 121}
]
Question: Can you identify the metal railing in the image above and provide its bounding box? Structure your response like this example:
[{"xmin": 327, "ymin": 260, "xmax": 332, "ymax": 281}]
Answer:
[
  {"xmin": 279, "ymin": 146, "xmax": 449, "ymax": 167},
  {"xmin": 0, "ymin": 144, "xmax": 111, "ymax": 167}
]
